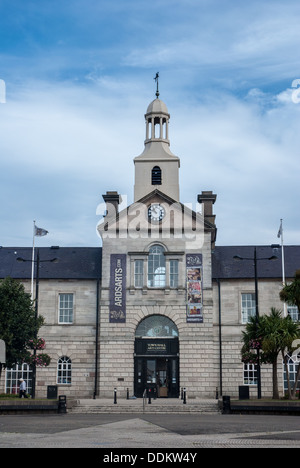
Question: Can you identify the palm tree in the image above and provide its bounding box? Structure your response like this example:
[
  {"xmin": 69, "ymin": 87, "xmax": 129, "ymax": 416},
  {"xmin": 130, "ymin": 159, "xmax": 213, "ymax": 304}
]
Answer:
[
  {"xmin": 242, "ymin": 312, "xmax": 280, "ymax": 399},
  {"xmin": 259, "ymin": 308, "xmax": 283, "ymax": 400},
  {"xmin": 280, "ymin": 269, "xmax": 300, "ymax": 313},
  {"xmin": 242, "ymin": 308, "xmax": 300, "ymax": 399},
  {"xmin": 280, "ymin": 271, "xmax": 300, "ymax": 398}
]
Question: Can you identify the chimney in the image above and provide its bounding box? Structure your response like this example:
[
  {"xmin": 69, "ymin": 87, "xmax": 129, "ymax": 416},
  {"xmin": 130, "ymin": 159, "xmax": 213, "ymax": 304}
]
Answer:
[
  {"xmin": 102, "ymin": 191, "xmax": 122, "ymax": 217},
  {"xmin": 197, "ymin": 191, "xmax": 217, "ymax": 246}
]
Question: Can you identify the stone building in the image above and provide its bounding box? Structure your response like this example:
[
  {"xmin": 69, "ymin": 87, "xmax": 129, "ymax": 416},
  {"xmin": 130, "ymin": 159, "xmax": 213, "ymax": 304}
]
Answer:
[{"xmin": 0, "ymin": 92, "xmax": 299, "ymax": 399}]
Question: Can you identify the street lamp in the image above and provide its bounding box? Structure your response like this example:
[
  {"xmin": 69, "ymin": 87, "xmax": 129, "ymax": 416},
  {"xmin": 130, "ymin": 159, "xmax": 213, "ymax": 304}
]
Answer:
[
  {"xmin": 234, "ymin": 247, "xmax": 277, "ymax": 399},
  {"xmin": 17, "ymin": 249, "xmax": 58, "ymax": 398}
]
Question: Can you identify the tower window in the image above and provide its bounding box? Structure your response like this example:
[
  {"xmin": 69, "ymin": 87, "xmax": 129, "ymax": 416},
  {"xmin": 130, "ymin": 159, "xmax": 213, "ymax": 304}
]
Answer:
[{"xmin": 152, "ymin": 166, "xmax": 162, "ymax": 185}]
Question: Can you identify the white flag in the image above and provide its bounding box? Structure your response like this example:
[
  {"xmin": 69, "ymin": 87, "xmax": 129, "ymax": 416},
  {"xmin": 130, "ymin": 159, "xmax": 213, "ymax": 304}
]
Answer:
[
  {"xmin": 35, "ymin": 226, "xmax": 48, "ymax": 237},
  {"xmin": 277, "ymin": 220, "xmax": 282, "ymax": 239}
]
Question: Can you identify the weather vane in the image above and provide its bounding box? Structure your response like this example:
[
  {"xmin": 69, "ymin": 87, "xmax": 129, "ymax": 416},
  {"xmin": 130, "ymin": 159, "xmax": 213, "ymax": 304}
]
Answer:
[{"xmin": 154, "ymin": 72, "xmax": 159, "ymax": 98}]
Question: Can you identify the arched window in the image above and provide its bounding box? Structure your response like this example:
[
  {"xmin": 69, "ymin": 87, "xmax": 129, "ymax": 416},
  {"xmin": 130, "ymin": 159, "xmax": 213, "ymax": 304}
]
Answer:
[
  {"xmin": 148, "ymin": 245, "xmax": 166, "ymax": 287},
  {"xmin": 135, "ymin": 315, "xmax": 178, "ymax": 337},
  {"xmin": 152, "ymin": 166, "xmax": 161, "ymax": 185},
  {"xmin": 57, "ymin": 356, "xmax": 72, "ymax": 384},
  {"xmin": 283, "ymin": 353, "xmax": 300, "ymax": 392}
]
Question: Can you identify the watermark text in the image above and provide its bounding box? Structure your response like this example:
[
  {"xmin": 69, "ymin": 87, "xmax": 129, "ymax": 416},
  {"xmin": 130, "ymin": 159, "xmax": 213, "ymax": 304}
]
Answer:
[{"xmin": 96, "ymin": 196, "xmax": 205, "ymax": 250}]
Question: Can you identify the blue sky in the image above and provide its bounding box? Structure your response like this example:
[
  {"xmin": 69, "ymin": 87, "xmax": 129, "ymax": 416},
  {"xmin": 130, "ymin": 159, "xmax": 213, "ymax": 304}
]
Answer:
[{"xmin": 0, "ymin": 0, "xmax": 299, "ymax": 248}]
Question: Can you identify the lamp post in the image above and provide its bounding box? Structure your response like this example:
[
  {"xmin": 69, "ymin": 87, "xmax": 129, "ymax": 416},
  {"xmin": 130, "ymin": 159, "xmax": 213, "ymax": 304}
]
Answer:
[
  {"xmin": 17, "ymin": 249, "xmax": 58, "ymax": 398},
  {"xmin": 234, "ymin": 247, "xmax": 277, "ymax": 399}
]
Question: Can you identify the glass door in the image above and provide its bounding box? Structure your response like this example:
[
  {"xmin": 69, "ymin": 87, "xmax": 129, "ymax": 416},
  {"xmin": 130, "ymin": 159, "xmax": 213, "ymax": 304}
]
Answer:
[
  {"xmin": 134, "ymin": 358, "xmax": 157, "ymax": 397},
  {"xmin": 146, "ymin": 359, "xmax": 156, "ymax": 384},
  {"xmin": 157, "ymin": 358, "xmax": 168, "ymax": 397},
  {"xmin": 135, "ymin": 358, "xmax": 143, "ymax": 397},
  {"xmin": 168, "ymin": 357, "xmax": 179, "ymax": 398}
]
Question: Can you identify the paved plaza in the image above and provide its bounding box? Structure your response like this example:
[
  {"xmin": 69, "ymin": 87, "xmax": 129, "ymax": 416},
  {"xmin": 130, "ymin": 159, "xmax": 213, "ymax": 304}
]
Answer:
[{"xmin": 1, "ymin": 412, "xmax": 300, "ymax": 448}]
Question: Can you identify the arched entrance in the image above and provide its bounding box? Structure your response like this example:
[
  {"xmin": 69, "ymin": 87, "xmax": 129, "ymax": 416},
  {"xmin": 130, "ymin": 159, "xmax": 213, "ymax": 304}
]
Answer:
[{"xmin": 134, "ymin": 315, "xmax": 179, "ymax": 398}]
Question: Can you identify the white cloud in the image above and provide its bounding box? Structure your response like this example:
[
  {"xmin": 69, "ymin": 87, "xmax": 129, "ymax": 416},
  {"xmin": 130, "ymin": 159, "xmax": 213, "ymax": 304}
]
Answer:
[
  {"xmin": 170, "ymin": 87, "xmax": 300, "ymax": 245},
  {"xmin": 1, "ymin": 0, "xmax": 300, "ymax": 247},
  {"xmin": 1, "ymin": 78, "xmax": 299, "ymax": 247}
]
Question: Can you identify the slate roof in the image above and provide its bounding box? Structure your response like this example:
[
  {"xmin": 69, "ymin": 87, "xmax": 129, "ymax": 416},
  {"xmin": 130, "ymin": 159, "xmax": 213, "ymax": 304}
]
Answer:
[
  {"xmin": 212, "ymin": 245, "xmax": 300, "ymax": 280},
  {"xmin": 0, "ymin": 245, "xmax": 299, "ymax": 282},
  {"xmin": 0, "ymin": 247, "xmax": 102, "ymax": 280}
]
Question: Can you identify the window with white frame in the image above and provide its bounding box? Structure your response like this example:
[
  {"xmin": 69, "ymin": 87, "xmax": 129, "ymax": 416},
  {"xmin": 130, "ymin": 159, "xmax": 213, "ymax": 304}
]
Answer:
[
  {"xmin": 5, "ymin": 363, "xmax": 32, "ymax": 395},
  {"xmin": 241, "ymin": 293, "xmax": 256, "ymax": 324},
  {"xmin": 134, "ymin": 259, "xmax": 144, "ymax": 288},
  {"xmin": 130, "ymin": 248, "xmax": 182, "ymax": 289},
  {"xmin": 287, "ymin": 305, "xmax": 299, "ymax": 322},
  {"xmin": 148, "ymin": 245, "xmax": 166, "ymax": 287},
  {"xmin": 170, "ymin": 259, "xmax": 179, "ymax": 288},
  {"xmin": 59, "ymin": 293, "xmax": 74, "ymax": 324},
  {"xmin": 57, "ymin": 356, "xmax": 72, "ymax": 384},
  {"xmin": 243, "ymin": 363, "xmax": 258, "ymax": 385},
  {"xmin": 283, "ymin": 354, "xmax": 300, "ymax": 392}
]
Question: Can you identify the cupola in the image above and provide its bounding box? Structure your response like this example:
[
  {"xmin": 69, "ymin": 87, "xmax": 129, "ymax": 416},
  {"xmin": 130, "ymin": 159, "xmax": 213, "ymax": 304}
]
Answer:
[{"xmin": 133, "ymin": 75, "xmax": 180, "ymax": 202}]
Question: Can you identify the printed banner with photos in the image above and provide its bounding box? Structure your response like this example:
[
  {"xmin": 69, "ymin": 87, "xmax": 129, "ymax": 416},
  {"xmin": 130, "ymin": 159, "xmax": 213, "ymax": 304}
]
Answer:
[{"xmin": 186, "ymin": 253, "xmax": 203, "ymax": 323}]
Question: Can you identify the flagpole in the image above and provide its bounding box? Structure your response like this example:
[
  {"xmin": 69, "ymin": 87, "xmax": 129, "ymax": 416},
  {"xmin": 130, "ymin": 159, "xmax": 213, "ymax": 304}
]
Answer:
[
  {"xmin": 31, "ymin": 221, "xmax": 36, "ymax": 300},
  {"xmin": 278, "ymin": 219, "xmax": 287, "ymax": 316}
]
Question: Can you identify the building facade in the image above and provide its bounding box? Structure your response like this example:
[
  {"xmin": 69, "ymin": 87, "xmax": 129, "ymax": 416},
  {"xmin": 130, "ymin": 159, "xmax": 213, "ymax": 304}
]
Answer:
[{"xmin": 0, "ymin": 93, "xmax": 299, "ymax": 399}]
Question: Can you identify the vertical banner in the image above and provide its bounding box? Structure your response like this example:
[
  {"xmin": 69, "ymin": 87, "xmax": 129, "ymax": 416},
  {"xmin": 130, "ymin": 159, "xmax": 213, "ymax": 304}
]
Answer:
[
  {"xmin": 109, "ymin": 254, "xmax": 126, "ymax": 323},
  {"xmin": 186, "ymin": 253, "xmax": 203, "ymax": 323}
]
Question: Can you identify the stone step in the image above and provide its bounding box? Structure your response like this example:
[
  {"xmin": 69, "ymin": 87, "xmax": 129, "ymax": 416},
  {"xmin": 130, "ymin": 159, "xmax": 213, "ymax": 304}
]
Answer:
[
  {"xmin": 71, "ymin": 407, "xmax": 219, "ymax": 414},
  {"xmin": 69, "ymin": 399, "xmax": 220, "ymax": 414}
]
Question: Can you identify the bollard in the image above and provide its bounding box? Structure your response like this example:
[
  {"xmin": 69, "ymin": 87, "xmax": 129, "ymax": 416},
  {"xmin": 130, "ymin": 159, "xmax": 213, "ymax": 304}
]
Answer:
[
  {"xmin": 183, "ymin": 387, "xmax": 186, "ymax": 404},
  {"xmin": 114, "ymin": 387, "xmax": 117, "ymax": 404},
  {"xmin": 127, "ymin": 388, "xmax": 129, "ymax": 400},
  {"xmin": 216, "ymin": 386, "xmax": 219, "ymax": 399},
  {"xmin": 58, "ymin": 395, "xmax": 67, "ymax": 414},
  {"xmin": 148, "ymin": 388, "xmax": 152, "ymax": 404},
  {"xmin": 222, "ymin": 395, "xmax": 231, "ymax": 414}
]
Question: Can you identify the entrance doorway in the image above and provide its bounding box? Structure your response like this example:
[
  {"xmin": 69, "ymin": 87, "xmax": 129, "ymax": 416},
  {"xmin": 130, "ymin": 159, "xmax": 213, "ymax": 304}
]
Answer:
[
  {"xmin": 134, "ymin": 336, "xmax": 179, "ymax": 398},
  {"xmin": 134, "ymin": 355, "xmax": 179, "ymax": 398},
  {"xmin": 134, "ymin": 315, "xmax": 180, "ymax": 398}
]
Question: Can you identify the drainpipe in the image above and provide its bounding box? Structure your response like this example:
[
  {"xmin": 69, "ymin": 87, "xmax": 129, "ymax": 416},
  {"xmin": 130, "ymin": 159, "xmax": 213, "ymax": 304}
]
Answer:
[
  {"xmin": 216, "ymin": 278, "xmax": 223, "ymax": 397},
  {"xmin": 93, "ymin": 278, "xmax": 100, "ymax": 399}
]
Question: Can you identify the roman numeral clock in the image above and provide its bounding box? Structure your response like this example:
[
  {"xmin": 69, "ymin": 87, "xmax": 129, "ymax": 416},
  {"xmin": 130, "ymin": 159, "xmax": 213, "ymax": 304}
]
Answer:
[{"xmin": 148, "ymin": 203, "xmax": 165, "ymax": 222}]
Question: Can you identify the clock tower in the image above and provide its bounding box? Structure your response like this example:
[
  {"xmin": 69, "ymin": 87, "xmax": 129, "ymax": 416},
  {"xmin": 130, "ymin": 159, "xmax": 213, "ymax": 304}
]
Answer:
[
  {"xmin": 98, "ymin": 80, "xmax": 218, "ymax": 400},
  {"xmin": 134, "ymin": 92, "xmax": 180, "ymax": 202}
]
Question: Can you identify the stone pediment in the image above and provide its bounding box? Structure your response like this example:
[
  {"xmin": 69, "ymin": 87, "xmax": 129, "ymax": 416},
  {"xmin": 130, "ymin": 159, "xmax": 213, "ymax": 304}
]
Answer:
[{"xmin": 98, "ymin": 189, "xmax": 212, "ymax": 248}]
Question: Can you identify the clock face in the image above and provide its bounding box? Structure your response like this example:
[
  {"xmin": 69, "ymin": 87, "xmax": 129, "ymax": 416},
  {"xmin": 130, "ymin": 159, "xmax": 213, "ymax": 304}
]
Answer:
[{"xmin": 148, "ymin": 203, "xmax": 165, "ymax": 222}]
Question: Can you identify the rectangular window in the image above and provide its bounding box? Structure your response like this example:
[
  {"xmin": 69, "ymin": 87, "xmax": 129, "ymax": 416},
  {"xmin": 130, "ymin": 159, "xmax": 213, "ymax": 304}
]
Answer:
[
  {"xmin": 5, "ymin": 364, "xmax": 32, "ymax": 395},
  {"xmin": 134, "ymin": 260, "xmax": 144, "ymax": 288},
  {"xmin": 59, "ymin": 293, "xmax": 74, "ymax": 324},
  {"xmin": 170, "ymin": 260, "xmax": 179, "ymax": 288},
  {"xmin": 241, "ymin": 293, "xmax": 256, "ymax": 324},
  {"xmin": 243, "ymin": 363, "xmax": 257, "ymax": 385},
  {"xmin": 287, "ymin": 305, "xmax": 299, "ymax": 322}
]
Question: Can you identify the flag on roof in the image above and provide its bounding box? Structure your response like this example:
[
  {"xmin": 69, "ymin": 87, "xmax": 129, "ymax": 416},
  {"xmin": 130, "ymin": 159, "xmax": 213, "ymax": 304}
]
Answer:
[{"xmin": 35, "ymin": 226, "xmax": 48, "ymax": 237}]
